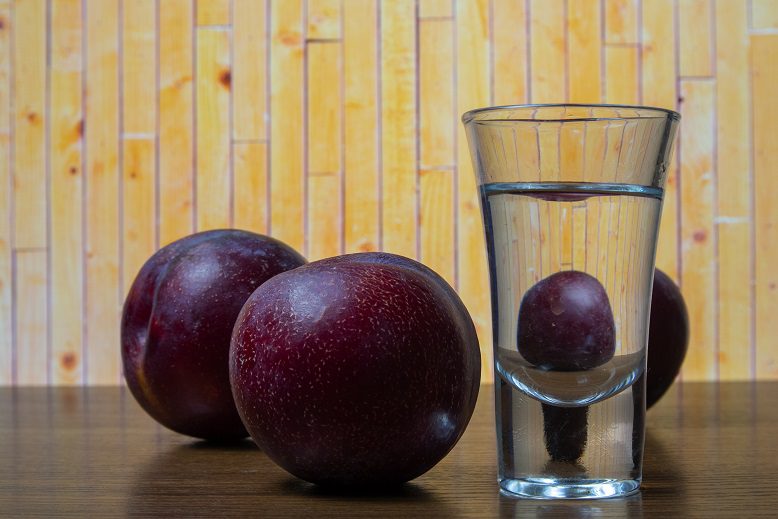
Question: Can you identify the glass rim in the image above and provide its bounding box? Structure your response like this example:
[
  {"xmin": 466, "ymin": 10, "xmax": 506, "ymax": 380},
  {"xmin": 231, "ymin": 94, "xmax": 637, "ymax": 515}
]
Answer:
[{"xmin": 461, "ymin": 103, "xmax": 681, "ymax": 124}]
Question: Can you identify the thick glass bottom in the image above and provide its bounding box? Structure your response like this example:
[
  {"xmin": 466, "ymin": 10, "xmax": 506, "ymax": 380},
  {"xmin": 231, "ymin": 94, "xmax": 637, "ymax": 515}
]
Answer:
[{"xmin": 499, "ymin": 477, "xmax": 641, "ymax": 500}]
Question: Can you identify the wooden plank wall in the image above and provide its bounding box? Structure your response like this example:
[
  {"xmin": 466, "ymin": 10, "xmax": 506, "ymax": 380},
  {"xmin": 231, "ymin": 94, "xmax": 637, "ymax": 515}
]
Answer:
[{"xmin": 0, "ymin": 0, "xmax": 775, "ymax": 385}]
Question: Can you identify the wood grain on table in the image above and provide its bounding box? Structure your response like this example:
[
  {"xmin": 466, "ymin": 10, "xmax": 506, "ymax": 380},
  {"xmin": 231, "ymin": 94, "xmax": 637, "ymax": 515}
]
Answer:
[{"xmin": 1, "ymin": 382, "xmax": 776, "ymax": 518}]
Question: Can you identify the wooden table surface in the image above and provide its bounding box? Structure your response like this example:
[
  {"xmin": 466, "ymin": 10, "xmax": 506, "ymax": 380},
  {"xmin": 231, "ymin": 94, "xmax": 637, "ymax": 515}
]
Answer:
[{"xmin": 1, "ymin": 382, "xmax": 776, "ymax": 518}]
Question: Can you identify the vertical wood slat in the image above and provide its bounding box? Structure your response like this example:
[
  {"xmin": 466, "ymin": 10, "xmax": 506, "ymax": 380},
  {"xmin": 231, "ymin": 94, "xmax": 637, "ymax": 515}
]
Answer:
[
  {"xmin": 13, "ymin": 0, "xmax": 46, "ymax": 249},
  {"xmin": 617, "ymin": 199, "xmax": 638, "ymax": 353},
  {"xmin": 122, "ymin": 139, "xmax": 155, "ymax": 296},
  {"xmin": 122, "ymin": 0, "xmax": 155, "ymax": 135},
  {"xmin": 419, "ymin": 16, "xmax": 454, "ymax": 284},
  {"xmin": 307, "ymin": 0, "xmax": 341, "ymax": 40},
  {"xmin": 419, "ymin": 18, "xmax": 453, "ymax": 169},
  {"xmin": 715, "ymin": 0, "xmax": 752, "ymax": 380},
  {"xmin": 483, "ymin": 168, "xmax": 512, "ymax": 369},
  {"xmin": 642, "ymin": 0, "xmax": 679, "ymax": 281},
  {"xmin": 753, "ymin": 35, "xmax": 778, "ymax": 379},
  {"xmin": 233, "ymin": 141, "xmax": 268, "ymax": 233},
  {"xmin": 559, "ymin": 205, "xmax": 573, "ymax": 269},
  {"xmin": 270, "ymin": 0, "xmax": 305, "ymax": 252},
  {"xmin": 599, "ymin": 123, "xmax": 625, "ymax": 300},
  {"xmin": 308, "ymin": 175, "xmax": 341, "ymax": 260},
  {"xmin": 50, "ymin": 0, "xmax": 83, "ymax": 384},
  {"xmin": 529, "ymin": 0, "xmax": 565, "ymax": 103},
  {"xmin": 16, "ymin": 250, "xmax": 47, "ymax": 384},
  {"xmin": 492, "ymin": 0, "xmax": 527, "ymax": 105},
  {"xmin": 122, "ymin": 0, "xmax": 156, "ymax": 294},
  {"xmin": 196, "ymin": 0, "xmax": 230, "ymax": 26},
  {"xmin": 559, "ymin": 124, "xmax": 584, "ymax": 269},
  {"xmin": 641, "ymin": 0, "xmax": 678, "ymax": 109},
  {"xmin": 85, "ymin": 0, "xmax": 121, "ymax": 385},
  {"xmin": 419, "ymin": 0, "xmax": 451, "ymax": 19},
  {"xmin": 233, "ymin": 0, "xmax": 267, "ymax": 141},
  {"xmin": 679, "ymin": 80, "xmax": 716, "ymax": 381},
  {"xmin": 621, "ymin": 167, "xmax": 639, "ymax": 353},
  {"xmin": 0, "ymin": 1, "xmax": 12, "ymax": 383},
  {"xmin": 678, "ymin": 0, "xmax": 713, "ymax": 77},
  {"xmin": 567, "ymin": 0, "xmax": 601, "ymax": 103},
  {"xmin": 537, "ymin": 129, "xmax": 561, "ymax": 276},
  {"xmin": 380, "ymin": 0, "xmax": 416, "ymax": 259},
  {"xmin": 571, "ymin": 204, "xmax": 587, "ymax": 272},
  {"xmin": 420, "ymin": 170, "xmax": 454, "ymax": 286},
  {"xmin": 307, "ymin": 41, "xmax": 342, "ymax": 260},
  {"xmin": 343, "ymin": 0, "xmax": 379, "ymax": 254},
  {"xmin": 13, "ymin": 0, "xmax": 49, "ymax": 385},
  {"xmin": 456, "ymin": 0, "xmax": 491, "ymax": 381},
  {"xmin": 195, "ymin": 28, "xmax": 231, "ymax": 231},
  {"xmin": 525, "ymin": 192, "xmax": 541, "ymax": 286},
  {"xmin": 307, "ymin": 42, "xmax": 341, "ymax": 176},
  {"xmin": 605, "ymin": 46, "xmax": 639, "ymax": 104},
  {"xmin": 584, "ymin": 126, "xmax": 606, "ymax": 277},
  {"xmin": 159, "ymin": 0, "xmax": 194, "ymax": 246},
  {"xmin": 751, "ymin": 0, "xmax": 778, "ymax": 29},
  {"xmin": 604, "ymin": 0, "xmax": 638, "ymax": 44}
]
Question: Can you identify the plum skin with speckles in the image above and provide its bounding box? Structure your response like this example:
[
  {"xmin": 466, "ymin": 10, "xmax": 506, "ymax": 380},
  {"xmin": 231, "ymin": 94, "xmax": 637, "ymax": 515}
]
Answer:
[
  {"xmin": 229, "ymin": 253, "xmax": 481, "ymax": 487},
  {"xmin": 517, "ymin": 270, "xmax": 616, "ymax": 371},
  {"xmin": 121, "ymin": 229, "xmax": 306, "ymax": 440}
]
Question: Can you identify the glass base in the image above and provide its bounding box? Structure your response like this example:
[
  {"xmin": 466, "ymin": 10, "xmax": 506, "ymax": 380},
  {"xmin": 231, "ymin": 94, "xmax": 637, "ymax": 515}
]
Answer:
[{"xmin": 499, "ymin": 477, "xmax": 641, "ymax": 500}]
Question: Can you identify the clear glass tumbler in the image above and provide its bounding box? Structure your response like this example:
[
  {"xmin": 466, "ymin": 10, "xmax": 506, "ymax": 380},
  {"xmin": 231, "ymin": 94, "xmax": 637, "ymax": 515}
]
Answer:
[{"xmin": 463, "ymin": 105, "xmax": 680, "ymax": 499}]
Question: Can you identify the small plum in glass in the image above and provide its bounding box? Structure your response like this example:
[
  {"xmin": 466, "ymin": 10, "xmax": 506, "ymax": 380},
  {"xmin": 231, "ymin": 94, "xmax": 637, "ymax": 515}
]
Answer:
[
  {"xmin": 517, "ymin": 270, "xmax": 616, "ymax": 463},
  {"xmin": 517, "ymin": 270, "xmax": 616, "ymax": 372},
  {"xmin": 230, "ymin": 253, "xmax": 481, "ymax": 487},
  {"xmin": 121, "ymin": 229, "xmax": 306, "ymax": 440}
]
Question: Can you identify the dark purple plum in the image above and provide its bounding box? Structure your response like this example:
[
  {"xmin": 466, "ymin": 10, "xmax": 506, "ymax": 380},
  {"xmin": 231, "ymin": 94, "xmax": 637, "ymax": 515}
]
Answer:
[
  {"xmin": 517, "ymin": 270, "xmax": 615, "ymax": 463},
  {"xmin": 518, "ymin": 270, "xmax": 616, "ymax": 371},
  {"xmin": 229, "ymin": 254, "xmax": 481, "ymax": 486},
  {"xmin": 121, "ymin": 229, "xmax": 306, "ymax": 440},
  {"xmin": 646, "ymin": 269, "xmax": 689, "ymax": 409},
  {"xmin": 315, "ymin": 252, "xmax": 481, "ymax": 408}
]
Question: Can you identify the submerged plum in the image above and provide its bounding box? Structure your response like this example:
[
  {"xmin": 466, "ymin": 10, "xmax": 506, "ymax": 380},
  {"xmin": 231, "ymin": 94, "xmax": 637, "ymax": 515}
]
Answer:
[
  {"xmin": 517, "ymin": 270, "xmax": 616, "ymax": 463},
  {"xmin": 517, "ymin": 270, "xmax": 616, "ymax": 371}
]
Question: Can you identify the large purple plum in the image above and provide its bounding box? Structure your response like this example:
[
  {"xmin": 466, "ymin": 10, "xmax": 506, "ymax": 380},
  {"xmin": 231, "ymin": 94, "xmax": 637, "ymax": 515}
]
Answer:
[
  {"xmin": 518, "ymin": 270, "xmax": 616, "ymax": 371},
  {"xmin": 121, "ymin": 229, "xmax": 306, "ymax": 440},
  {"xmin": 229, "ymin": 253, "xmax": 481, "ymax": 486},
  {"xmin": 646, "ymin": 269, "xmax": 689, "ymax": 409},
  {"xmin": 316, "ymin": 252, "xmax": 480, "ymax": 373}
]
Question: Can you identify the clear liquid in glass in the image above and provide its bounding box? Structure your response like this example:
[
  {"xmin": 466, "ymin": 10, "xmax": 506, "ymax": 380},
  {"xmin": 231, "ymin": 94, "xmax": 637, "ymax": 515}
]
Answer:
[{"xmin": 482, "ymin": 181, "xmax": 661, "ymax": 499}]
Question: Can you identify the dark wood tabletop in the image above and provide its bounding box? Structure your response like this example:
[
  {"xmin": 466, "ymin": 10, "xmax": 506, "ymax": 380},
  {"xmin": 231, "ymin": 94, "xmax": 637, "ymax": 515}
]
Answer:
[{"xmin": 1, "ymin": 381, "xmax": 776, "ymax": 518}]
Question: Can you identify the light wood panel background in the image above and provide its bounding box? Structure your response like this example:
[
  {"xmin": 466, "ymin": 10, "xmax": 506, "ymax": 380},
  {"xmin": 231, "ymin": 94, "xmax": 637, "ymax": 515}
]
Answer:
[{"xmin": 0, "ymin": 0, "xmax": 776, "ymax": 385}]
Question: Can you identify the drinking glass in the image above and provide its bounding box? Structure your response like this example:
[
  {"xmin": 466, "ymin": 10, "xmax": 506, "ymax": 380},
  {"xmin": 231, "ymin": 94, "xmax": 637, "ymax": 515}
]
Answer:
[{"xmin": 463, "ymin": 104, "xmax": 680, "ymax": 499}]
